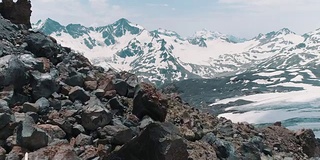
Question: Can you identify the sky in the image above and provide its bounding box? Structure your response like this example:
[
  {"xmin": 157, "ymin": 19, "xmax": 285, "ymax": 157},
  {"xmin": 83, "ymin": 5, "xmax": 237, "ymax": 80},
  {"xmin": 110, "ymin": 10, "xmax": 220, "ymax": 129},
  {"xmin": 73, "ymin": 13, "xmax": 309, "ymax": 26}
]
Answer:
[{"xmin": 30, "ymin": 0, "xmax": 320, "ymax": 39}]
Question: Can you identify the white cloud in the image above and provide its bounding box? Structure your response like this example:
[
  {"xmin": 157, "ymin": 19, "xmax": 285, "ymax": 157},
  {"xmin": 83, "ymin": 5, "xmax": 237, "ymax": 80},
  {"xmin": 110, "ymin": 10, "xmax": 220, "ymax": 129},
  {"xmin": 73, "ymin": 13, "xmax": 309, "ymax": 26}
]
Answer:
[
  {"xmin": 146, "ymin": 3, "xmax": 169, "ymax": 7},
  {"xmin": 30, "ymin": 0, "xmax": 137, "ymax": 26},
  {"xmin": 218, "ymin": 0, "xmax": 320, "ymax": 11}
]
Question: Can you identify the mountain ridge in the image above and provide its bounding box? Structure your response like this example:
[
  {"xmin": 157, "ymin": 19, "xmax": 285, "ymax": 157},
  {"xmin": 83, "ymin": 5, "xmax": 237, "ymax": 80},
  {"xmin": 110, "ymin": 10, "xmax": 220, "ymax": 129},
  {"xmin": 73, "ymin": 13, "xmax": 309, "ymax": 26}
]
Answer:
[{"xmin": 32, "ymin": 18, "xmax": 320, "ymax": 85}]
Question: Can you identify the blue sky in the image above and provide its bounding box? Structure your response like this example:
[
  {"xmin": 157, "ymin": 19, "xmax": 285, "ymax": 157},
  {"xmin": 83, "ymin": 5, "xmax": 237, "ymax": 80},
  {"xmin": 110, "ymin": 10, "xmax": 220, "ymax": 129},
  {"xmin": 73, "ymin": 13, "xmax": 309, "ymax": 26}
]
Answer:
[{"xmin": 31, "ymin": 0, "xmax": 320, "ymax": 38}]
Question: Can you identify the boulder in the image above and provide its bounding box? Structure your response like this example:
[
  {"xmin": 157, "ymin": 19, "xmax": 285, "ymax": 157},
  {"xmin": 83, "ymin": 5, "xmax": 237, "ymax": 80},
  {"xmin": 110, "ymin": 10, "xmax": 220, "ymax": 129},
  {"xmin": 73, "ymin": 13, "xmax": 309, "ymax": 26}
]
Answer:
[
  {"xmin": 295, "ymin": 129, "xmax": 318, "ymax": 157},
  {"xmin": 0, "ymin": 113, "xmax": 14, "ymax": 129},
  {"xmin": 81, "ymin": 105, "xmax": 112, "ymax": 131},
  {"xmin": 114, "ymin": 79, "xmax": 131, "ymax": 97},
  {"xmin": 35, "ymin": 97, "xmax": 50, "ymax": 114},
  {"xmin": 68, "ymin": 86, "xmax": 90, "ymax": 103},
  {"xmin": 99, "ymin": 124, "xmax": 133, "ymax": 145},
  {"xmin": 72, "ymin": 124, "xmax": 85, "ymax": 137},
  {"xmin": 106, "ymin": 122, "xmax": 188, "ymax": 160},
  {"xmin": 65, "ymin": 72, "xmax": 84, "ymax": 87},
  {"xmin": 108, "ymin": 97, "xmax": 126, "ymax": 114},
  {"xmin": 30, "ymin": 70, "xmax": 59, "ymax": 100},
  {"xmin": 0, "ymin": 0, "xmax": 32, "ymax": 28},
  {"xmin": 16, "ymin": 116, "xmax": 51, "ymax": 151},
  {"xmin": 75, "ymin": 133, "xmax": 92, "ymax": 146},
  {"xmin": 0, "ymin": 55, "xmax": 29, "ymax": 89},
  {"xmin": 0, "ymin": 113, "xmax": 15, "ymax": 139},
  {"xmin": 132, "ymin": 83, "xmax": 168, "ymax": 122},
  {"xmin": 26, "ymin": 141, "xmax": 80, "ymax": 160},
  {"xmin": 37, "ymin": 124, "xmax": 66, "ymax": 139},
  {"xmin": 51, "ymin": 118, "xmax": 73, "ymax": 136},
  {"xmin": 25, "ymin": 32, "xmax": 59, "ymax": 61}
]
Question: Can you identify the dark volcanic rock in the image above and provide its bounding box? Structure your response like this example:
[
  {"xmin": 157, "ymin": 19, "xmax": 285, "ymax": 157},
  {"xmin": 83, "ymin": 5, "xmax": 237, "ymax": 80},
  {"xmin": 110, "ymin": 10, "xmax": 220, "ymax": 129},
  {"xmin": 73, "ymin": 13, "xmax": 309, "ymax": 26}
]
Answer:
[
  {"xmin": 72, "ymin": 124, "xmax": 85, "ymax": 137},
  {"xmin": 35, "ymin": 97, "xmax": 50, "ymax": 114},
  {"xmin": 107, "ymin": 122, "xmax": 188, "ymax": 160},
  {"xmin": 16, "ymin": 116, "xmax": 50, "ymax": 151},
  {"xmin": 0, "ymin": 55, "xmax": 30, "ymax": 89},
  {"xmin": 109, "ymin": 97, "xmax": 126, "ymax": 114},
  {"xmin": 25, "ymin": 32, "xmax": 60, "ymax": 62},
  {"xmin": 65, "ymin": 72, "xmax": 84, "ymax": 87},
  {"xmin": 68, "ymin": 86, "xmax": 90, "ymax": 103},
  {"xmin": 51, "ymin": 118, "xmax": 73, "ymax": 136},
  {"xmin": 0, "ymin": 0, "xmax": 32, "ymax": 28},
  {"xmin": 296, "ymin": 129, "xmax": 319, "ymax": 157},
  {"xmin": 0, "ymin": 113, "xmax": 14, "ymax": 129},
  {"xmin": 99, "ymin": 124, "xmax": 133, "ymax": 145},
  {"xmin": 30, "ymin": 70, "xmax": 59, "ymax": 100},
  {"xmin": 81, "ymin": 105, "xmax": 112, "ymax": 131},
  {"xmin": 22, "ymin": 102, "xmax": 39, "ymax": 113},
  {"xmin": 132, "ymin": 83, "xmax": 168, "ymax": 122},
  {"xmin": 114, "ymin": 79, "xmax": 130, "ymax": 96}
]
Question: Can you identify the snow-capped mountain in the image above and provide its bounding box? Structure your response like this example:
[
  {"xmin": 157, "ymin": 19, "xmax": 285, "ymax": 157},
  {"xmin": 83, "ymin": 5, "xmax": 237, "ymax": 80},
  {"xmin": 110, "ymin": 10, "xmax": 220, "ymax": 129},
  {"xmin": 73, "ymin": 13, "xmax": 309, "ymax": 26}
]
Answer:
[{"xmin": 32, "ymin": 18, "xmax": 320, "ymax": 85}]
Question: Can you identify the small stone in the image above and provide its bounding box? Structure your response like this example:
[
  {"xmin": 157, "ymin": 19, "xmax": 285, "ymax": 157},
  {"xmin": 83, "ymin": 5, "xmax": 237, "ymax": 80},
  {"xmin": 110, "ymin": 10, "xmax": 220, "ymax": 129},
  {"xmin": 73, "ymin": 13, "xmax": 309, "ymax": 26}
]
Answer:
[
  {"xmin": 72, "ymin": 124, "xmax": 85, "ymax": 137},
  {"xmin": 22, "ymin": 102, "xmax": 39, "ymax": 113},
  {"xmin": 84, "ymin": 81, "xmax": 98, "ymax": 91},
  {"xmin": 139, "ymin": 116, "xmax": 154, "ymax": 129},
  {"xmin": 75, "ymin": 133, "xmax": 92, "ymax": 146},
  {"xmin": 93, "ymin": 89, "xmax": 105, "ymax": 98}
]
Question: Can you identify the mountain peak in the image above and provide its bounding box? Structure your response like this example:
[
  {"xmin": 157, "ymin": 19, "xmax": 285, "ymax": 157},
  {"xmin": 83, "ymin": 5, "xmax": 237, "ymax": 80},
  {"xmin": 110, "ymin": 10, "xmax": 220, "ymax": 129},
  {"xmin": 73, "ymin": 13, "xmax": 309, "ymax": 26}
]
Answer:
[
  {"xmin": 32, "ymin": 18, "xmax": 65, "ymax": 35},
  {"xmin": 114, "ymin": 18, "xmax": 131, "ymax": 26},
  {"xmin": 276, "ymin": 28, "xmax": 295, "ymax": 35}
]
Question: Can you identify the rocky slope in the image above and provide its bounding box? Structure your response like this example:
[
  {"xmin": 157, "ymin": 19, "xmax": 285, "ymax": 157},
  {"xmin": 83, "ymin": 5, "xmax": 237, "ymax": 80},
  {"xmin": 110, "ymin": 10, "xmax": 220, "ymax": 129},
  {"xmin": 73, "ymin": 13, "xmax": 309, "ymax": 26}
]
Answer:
[
  {"xmin": 33, "ymin": 18, "xmax": 320, "ymax": 85},
  {"xmin": 1, "ymin": 1, "xmax": 320, "ymax": 160}
]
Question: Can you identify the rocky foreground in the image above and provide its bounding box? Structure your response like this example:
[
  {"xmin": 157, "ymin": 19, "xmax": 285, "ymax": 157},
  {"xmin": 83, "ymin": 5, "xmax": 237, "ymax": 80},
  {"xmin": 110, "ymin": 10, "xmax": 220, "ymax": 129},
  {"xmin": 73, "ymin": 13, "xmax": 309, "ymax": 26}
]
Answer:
[{"xmin": 1, "ymin": 1, "xmax": 320, "ymax": 160}]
